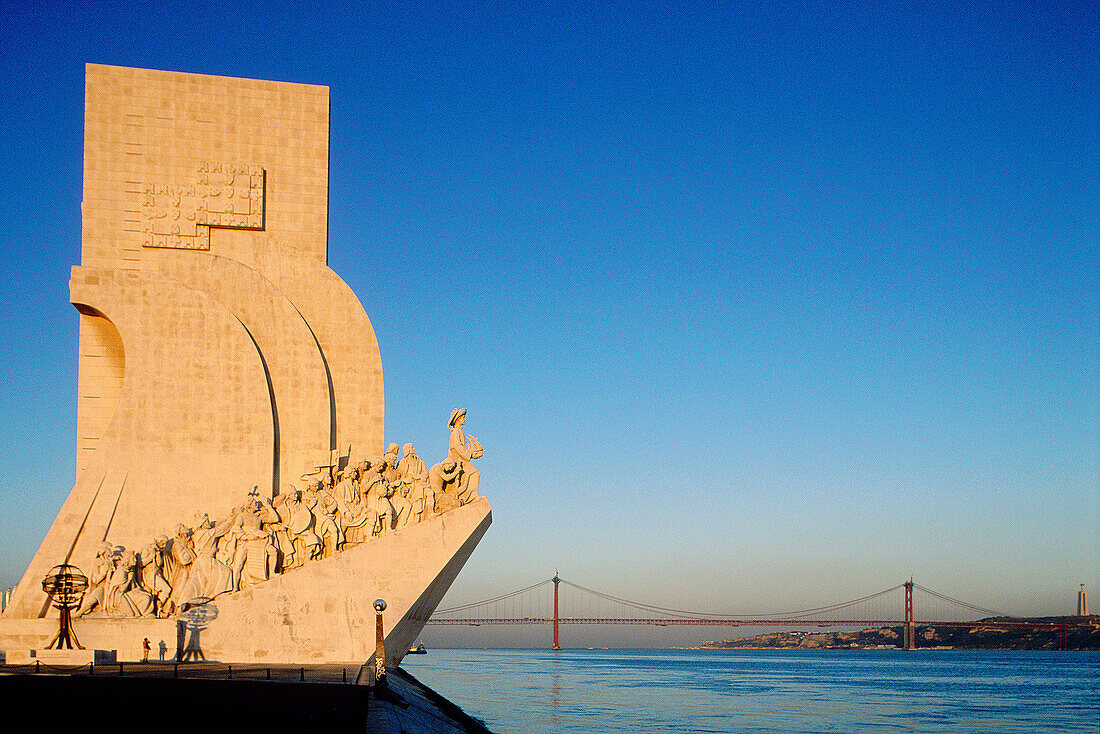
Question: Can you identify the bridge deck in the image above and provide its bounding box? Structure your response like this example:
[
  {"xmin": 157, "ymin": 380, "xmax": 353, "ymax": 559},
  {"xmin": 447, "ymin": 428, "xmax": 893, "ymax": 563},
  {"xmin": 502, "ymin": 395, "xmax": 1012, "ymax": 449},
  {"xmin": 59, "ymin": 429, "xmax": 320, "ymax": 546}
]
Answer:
[{"xmin": 428, "ymin": 617, "xmax": 1096, "ymax": 630}]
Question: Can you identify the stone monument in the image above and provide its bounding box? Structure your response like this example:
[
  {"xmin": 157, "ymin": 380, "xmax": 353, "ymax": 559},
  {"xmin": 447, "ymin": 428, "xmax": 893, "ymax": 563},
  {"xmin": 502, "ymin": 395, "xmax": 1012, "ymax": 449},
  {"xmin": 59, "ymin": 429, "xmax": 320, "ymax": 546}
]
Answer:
[{"xmin": 0, "ymin": 64, "xmax": 491, "ymax": 666}]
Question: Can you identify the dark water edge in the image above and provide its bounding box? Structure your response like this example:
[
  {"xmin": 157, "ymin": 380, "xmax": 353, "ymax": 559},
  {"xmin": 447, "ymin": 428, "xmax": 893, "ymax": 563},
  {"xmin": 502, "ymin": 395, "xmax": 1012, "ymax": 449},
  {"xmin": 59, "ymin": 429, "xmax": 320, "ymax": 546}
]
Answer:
[{"xmin": 402, "ymin": 648, "xmax": 1100, "ymax": 733}]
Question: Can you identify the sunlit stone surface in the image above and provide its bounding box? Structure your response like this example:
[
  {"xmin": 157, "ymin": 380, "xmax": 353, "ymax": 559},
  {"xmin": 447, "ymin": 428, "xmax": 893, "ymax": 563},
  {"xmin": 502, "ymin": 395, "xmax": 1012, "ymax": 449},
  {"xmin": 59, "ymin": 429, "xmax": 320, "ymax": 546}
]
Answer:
[{"xmin": 0, "ymin": 65, "xmax": 490, "ymax": 667}]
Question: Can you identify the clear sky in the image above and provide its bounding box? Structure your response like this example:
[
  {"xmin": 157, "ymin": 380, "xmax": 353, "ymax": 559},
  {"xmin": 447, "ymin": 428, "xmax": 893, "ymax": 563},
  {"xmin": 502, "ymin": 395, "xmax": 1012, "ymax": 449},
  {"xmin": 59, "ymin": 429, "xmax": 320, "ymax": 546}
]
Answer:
[{"xmin": 0, "ymin": 2, "xmax": 1096, "ymax": 646}]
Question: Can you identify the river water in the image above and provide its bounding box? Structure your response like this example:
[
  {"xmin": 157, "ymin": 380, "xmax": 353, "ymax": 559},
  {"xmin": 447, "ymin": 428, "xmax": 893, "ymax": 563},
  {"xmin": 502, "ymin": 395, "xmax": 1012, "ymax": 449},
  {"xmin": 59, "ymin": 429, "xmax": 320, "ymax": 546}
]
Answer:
[{"xmin": 401, "ymin": 648, "xmax": 1099, "ymax": 733}]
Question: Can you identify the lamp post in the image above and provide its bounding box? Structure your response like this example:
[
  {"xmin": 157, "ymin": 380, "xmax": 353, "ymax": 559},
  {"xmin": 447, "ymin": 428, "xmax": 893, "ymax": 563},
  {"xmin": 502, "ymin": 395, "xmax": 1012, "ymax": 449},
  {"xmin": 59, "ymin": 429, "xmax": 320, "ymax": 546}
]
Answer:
[{"xmin": 373, "ymin": 598, "xmax": 387, "ymax": 684}]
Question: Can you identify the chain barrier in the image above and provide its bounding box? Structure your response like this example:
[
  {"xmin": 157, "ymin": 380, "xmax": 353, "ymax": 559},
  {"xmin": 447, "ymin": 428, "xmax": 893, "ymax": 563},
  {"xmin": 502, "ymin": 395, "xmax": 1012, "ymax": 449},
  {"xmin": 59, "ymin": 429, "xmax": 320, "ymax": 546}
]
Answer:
[{"xmin": 0, "ymin": 661, "xmax": 362, "ymax": 685}]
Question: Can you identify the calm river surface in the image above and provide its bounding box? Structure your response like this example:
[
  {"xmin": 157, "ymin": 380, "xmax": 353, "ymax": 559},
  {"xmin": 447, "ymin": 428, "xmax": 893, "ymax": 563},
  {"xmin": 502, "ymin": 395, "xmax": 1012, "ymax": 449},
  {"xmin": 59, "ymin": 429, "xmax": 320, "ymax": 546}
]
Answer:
[{"xmin": 402, "ymin": 648, "xmax": 1099, "ymax": 733}]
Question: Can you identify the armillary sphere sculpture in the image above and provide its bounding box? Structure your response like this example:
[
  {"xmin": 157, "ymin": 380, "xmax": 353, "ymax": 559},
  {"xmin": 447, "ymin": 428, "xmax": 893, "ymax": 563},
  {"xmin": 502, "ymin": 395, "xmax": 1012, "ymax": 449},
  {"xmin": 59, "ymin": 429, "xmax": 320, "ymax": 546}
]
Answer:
[{"xmin": 41, "ymin": 564, "xmax": 89, "ymax": 650}]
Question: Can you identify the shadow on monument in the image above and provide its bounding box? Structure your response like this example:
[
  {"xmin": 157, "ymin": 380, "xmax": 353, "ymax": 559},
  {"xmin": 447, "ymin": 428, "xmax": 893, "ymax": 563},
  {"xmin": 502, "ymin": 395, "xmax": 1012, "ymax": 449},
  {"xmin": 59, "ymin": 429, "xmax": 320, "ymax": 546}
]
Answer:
[{"xmin": 176, "ymin": 599, "xmax": 217, "ymax": 662}]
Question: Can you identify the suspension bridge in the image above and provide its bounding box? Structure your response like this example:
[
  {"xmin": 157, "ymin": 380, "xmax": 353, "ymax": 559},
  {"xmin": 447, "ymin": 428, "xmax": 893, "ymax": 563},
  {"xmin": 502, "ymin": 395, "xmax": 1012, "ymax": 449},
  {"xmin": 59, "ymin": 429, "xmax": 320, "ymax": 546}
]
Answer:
[{"xmin": 427, "ymin": 576, "xmax": 1093, "ymax": 650}]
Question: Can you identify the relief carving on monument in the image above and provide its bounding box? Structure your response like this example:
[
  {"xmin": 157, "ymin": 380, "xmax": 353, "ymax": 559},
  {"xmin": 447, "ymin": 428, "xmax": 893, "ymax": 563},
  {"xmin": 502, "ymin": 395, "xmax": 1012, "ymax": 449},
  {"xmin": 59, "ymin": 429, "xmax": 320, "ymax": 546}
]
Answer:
[
  {"xmin": 73, "ymin": 411, "xmax": 485, "ymax": 619},
  {"xmin": 141, "ymin": 161, "xmax": 265, "ymax": 250}
]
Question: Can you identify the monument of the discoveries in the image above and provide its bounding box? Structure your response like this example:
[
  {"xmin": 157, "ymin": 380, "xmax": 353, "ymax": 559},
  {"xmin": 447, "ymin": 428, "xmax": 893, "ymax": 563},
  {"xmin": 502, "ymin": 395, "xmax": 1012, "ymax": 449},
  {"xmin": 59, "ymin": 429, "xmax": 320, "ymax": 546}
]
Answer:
[{"xmin": 0, "ymin": 64, "xmax": 491, "ymax": 666}]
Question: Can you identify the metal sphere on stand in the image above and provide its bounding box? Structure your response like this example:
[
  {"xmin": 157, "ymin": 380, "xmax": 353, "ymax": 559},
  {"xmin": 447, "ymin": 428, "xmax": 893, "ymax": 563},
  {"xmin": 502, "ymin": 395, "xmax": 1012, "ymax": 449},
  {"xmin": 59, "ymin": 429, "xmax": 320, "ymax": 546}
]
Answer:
[{"xmin": 41, "ymin": 564, "xmax": 89, "ymax": 650}]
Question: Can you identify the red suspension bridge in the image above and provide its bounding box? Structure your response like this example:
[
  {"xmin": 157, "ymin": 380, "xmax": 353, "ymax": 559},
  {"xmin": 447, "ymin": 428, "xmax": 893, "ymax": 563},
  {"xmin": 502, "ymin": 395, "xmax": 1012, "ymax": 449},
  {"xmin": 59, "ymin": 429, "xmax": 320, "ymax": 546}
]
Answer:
[{"xmin": 427, "ymin": 576, "xmax": 1093, "ymax": 650}]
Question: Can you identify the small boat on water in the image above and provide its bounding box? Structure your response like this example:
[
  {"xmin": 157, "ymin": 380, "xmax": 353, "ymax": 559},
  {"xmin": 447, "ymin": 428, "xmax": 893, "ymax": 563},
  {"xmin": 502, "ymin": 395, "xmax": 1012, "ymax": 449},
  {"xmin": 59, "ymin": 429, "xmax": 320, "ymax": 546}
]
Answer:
[{"xmin": 407, "ymin": 643, "xmax": 428, "ymax": 654}]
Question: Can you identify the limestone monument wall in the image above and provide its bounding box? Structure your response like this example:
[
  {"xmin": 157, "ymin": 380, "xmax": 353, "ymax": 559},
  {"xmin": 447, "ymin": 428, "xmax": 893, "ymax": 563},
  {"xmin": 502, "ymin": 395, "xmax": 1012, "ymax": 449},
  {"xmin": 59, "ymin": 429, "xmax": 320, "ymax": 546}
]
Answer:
[
  {"xmin": 7, "ymin": 65, "xmax": 384, "ymax": 617},
  {"xmin": 2, "ymin": 65, "xmax": 489, "ymax": 664}
]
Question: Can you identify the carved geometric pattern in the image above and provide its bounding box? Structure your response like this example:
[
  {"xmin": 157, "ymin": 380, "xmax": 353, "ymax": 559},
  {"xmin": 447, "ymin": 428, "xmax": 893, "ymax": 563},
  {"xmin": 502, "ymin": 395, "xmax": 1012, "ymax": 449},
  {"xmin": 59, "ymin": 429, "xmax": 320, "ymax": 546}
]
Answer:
[
  {"xmin": 142, "ymin": 162, "xmax": 265, "ymax": 250},
  {"xmin": 196, "ymin": 161, "xmax": 265, "ymax": 228}
]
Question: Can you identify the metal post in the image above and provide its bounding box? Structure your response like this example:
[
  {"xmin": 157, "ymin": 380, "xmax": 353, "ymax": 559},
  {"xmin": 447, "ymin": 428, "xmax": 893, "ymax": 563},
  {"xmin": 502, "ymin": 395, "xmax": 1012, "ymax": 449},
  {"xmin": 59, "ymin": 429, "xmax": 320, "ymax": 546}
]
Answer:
[
  {"xmin": 904, "ymin": 580, "xmax": 914, "ymax": 650},
  {"xmin": 552, "ymin": 574, "xmax": 561, "ymax": 651},
  {"xmin": 374, "ymin": 598, "xmax": 388, "ymax": 684}
]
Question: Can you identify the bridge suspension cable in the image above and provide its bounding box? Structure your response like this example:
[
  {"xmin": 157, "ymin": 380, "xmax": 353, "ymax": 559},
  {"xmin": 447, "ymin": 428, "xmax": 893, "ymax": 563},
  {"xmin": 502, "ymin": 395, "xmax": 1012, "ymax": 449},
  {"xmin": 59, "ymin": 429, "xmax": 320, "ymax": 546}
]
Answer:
[
  {"xmin": 427, "ymin": 575, "xmax": 1089, "ymax": 652},
  {"xmin": 435, "ymin": 578, "xmax": 553, "ymax": 615},
  {"xmin": 559, "ymin": 579, "xmax": 907, "ymax": 620},
  {"xmin": 912, "ymin": 582, "xmax": 1005, "ymax": 618},
  {"xmin": 430, "ymin": 575, "xmax": 1014, "ymax": 628}
]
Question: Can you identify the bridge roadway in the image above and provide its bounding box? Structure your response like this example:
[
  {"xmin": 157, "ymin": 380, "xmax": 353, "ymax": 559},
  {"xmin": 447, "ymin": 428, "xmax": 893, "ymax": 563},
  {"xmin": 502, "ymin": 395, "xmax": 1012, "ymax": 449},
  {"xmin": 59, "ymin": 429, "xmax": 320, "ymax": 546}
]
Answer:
[
  {"xmin": 427, "ymin": 617, "xmax": 1088, "ymax": 631},
  {"xmin": 424, "ymin": 576, "xmax": 1097, "ymax": 649}
]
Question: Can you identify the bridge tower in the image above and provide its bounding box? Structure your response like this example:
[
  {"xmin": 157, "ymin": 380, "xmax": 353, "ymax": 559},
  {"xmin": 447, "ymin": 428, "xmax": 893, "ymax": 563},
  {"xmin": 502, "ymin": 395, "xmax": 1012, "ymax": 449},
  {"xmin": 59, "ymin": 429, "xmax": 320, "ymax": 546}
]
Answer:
[
  {"xmin": 552, "ymin": 574, "xmax": 561, "ymax": 650},
  {"xmin": 903, "ymin": 579, "xmax": 914, "ymax": 650}
]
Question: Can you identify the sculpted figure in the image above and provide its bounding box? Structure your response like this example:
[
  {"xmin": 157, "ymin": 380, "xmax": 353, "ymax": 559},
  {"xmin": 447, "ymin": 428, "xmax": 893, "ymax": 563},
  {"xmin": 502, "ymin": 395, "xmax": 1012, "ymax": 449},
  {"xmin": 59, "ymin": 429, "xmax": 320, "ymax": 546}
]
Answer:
[
  {"xmin": 214, "ymin": 509, "xmax": 239, "ymax": 568},
  {"xmin": 335, "ymin": 465, "xmax": 372, "ymax": 545},
  {"xmin": 166, "ymin": 524, "xmax": 196, "ymax": 609},
  {"xmin": 76, "ymin": 542, "xmax": 115, "ymax": 617},
  {"xmin": 181, "ymin": 513, "xmax": 235, "ymax": 600},
  {"xmin": 229, "ymin": 496, "xmax": 280, "ymax": 588},
  {"xmin": 382, "ymin": 443, "xmax": 401, "ymax": 484},
  {"xmin": 321, "ymin": 469, "xmax": 337, "ymax": 495},
  {"xmin": 447, "ymin": 408, "xmax": 483, "ymax": 503},
  {"xmin": 150, "ymin": 535, "xmax": 180, "ymax": 613},
  {"xmin": 104, "ymin": 550, "xmax": 155, "ymax": 617},
  {"xmin": 139, "ymin": 541, "xmax": 174, "ymax": 616},
  {"xmin": 305, "ymin": 479, "xmax": 342, "ymax": 557},
  {"xmin": 379, "ymin": 447, "xmax": 413, "ymax": 529},
  {"xmin": 390, "ymin": 474, "xmax": 414, "ymax": 529},
  {"xmin": 360, "ymin": 462, "xmax": 395, "ymax": 535},
  {"xmin": 398, "ymin": 443, "xmax": 434, "ymax": 523},
  {"xmin": 273, "ymin": 489, "xmax": 320, "ymax": 569},
  {"xmin": 428, "ymin": 458, "xmax": 463, "ymax": 513}
]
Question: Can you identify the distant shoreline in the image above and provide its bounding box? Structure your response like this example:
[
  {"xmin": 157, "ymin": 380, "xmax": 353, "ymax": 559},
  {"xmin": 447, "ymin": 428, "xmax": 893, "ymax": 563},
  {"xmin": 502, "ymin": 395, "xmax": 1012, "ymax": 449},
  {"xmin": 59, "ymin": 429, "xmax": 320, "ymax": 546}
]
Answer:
[{"xmin": 696, "ymin": 616, "xmax": 1099, "ymax": 651}]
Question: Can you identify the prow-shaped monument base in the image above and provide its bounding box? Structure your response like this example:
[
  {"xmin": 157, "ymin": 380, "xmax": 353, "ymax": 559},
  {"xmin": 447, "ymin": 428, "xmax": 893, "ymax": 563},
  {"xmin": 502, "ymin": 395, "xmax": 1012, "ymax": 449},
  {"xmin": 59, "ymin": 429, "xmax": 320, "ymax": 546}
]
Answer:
[{"xmin": 190, "ymin": 498, "xmax": 491, "ymax": 666}]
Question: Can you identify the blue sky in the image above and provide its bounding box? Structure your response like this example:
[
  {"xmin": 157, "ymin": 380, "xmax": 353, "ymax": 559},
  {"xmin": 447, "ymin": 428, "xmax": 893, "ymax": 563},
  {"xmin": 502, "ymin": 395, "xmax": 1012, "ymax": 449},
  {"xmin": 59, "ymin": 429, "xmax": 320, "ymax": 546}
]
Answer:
[{"xmin": 0, "ymin": 2, "xmax": 1096, "ymax": 644}]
